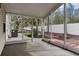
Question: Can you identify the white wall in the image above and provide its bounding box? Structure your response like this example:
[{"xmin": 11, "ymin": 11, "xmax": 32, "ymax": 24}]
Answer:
[
  {"xmin": 67, "ymin": 23, "xmax": 79, "ymax": 35},
  {"xmin": 6, "ymin": 14, "xmax": 11, "ymax": 41},
  {"xmin": 0, "ymin": 5, "xmax": 6, "ymax": 55},
  {"xmin": 37, "ymin": 23, "xmax": 79, "ymax": 35}
]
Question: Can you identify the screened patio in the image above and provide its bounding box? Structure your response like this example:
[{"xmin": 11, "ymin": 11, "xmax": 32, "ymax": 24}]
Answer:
[{"xmin": 1, "ymin": 3, "xmax": 79, "ymax": 55}]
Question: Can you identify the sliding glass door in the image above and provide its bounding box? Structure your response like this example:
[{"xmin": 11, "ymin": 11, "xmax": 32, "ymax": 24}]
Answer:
[{"xmin": 6, "ymin": 14, "xmax": 33, "ymax": 42}]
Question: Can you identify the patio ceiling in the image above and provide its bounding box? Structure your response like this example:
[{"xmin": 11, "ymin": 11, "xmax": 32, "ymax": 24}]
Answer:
[{"xmin": 3, "ymin": 3, "xmax": 62, "ymax": 18}]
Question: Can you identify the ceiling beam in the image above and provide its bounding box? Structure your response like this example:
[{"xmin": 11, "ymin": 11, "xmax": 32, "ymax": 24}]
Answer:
[
  {"xmin": 44, "ymin": 3, "xmax": 63, "ymax": 18},
  {"xmin": 6, "ymin": 12, "xmax": 43, "ymax": 19}
]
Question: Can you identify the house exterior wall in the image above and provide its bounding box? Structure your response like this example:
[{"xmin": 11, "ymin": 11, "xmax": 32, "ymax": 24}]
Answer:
[{"xmin": 0, "ymin": 4, "xmax": 6, "ymax": 55}]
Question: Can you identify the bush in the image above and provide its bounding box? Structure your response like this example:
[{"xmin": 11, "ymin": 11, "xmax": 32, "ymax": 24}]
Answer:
[{"xmin": 24, "ymin": 29, "xmax": 42, "ymax": 38}]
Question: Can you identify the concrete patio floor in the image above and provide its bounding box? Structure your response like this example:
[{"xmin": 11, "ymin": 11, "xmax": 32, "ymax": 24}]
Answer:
[{"xmin": 1, "ymin": 38, "xmax": 78, "ymax": 56}]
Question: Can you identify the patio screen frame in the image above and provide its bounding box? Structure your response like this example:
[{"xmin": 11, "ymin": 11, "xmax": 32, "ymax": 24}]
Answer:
[{"xmin": 42, "ymin": 3, "xmax": 79, "ymax": 55}]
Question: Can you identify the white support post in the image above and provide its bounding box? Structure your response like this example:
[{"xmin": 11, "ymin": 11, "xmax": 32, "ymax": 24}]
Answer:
[
  {"xmin": 42, "ymin": 18, "xmax": 44, "ymax": 40},
  {"xmin": 31, "ymin": 18, "xmax": 33, "ymax": 42},
  {"xmin": 64, "ymin": 3, "xmax": 67, "ymax": 45},
  {"xmin": 47, "ymin": 16, "xmax": 49, "ymax": 33},
  {"xmin": 21, "ymin": 16, "xmax": 24, "ymax": 40},
  {"xmin": 50, "ymin": 16, "xmax": 53, "ymax": 41}
]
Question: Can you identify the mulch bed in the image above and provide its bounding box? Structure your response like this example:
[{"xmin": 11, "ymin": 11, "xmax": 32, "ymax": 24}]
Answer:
[{"xmin": 44, "ymin": 32, "xmax": 79, "ymax": 48}]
